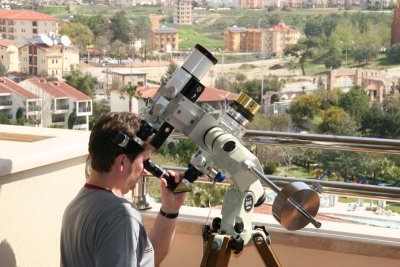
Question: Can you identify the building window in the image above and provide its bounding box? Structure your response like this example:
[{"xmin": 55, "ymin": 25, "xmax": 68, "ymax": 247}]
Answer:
[{"xmin": 33, "ymin": 29, "xmax": 37, "ymax": 34}]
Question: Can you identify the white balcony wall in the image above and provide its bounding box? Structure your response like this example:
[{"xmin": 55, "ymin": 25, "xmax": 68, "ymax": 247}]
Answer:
[{"xmin": 0, "ymin": 125, "xmax": 399, "ymax": 267}]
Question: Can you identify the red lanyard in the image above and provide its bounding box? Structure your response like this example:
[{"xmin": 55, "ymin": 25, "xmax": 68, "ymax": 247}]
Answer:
[{"xmin": 84, "ymin": 182, "xmax": 112, "ymax": 193}]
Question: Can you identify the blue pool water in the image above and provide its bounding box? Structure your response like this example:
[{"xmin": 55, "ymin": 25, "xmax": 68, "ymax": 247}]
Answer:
[{"xmin": 331, "ymin": 215, "xmax": 400, "ymax": 229}]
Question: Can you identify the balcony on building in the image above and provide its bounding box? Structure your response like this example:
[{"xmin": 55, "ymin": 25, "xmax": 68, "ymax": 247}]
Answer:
[
  {"xmin": 26, "ymin": 99, "xmax": 42, "ymax": 114},
  {"xmin": 50, "ymin": 114, "xmax": 65, "ymax": 125},
  {"xmin": 75, "ymin": 100, "xmax": 92, "ymax": 116},
  {"xmin": 52, "ymin": 98, "xmax": 69, "ymax": 113},
  {"xmin": 0, "ymin": 92, "xmax": 12, "ymax": 109}
]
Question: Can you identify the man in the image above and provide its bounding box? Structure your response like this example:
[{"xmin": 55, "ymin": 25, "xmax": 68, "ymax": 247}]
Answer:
[{"xmin": 61, "ymin": 112, "xmax": 186, "ymax": 267}]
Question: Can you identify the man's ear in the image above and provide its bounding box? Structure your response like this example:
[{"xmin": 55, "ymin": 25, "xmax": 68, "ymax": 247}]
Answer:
[{"xmin": 114, "ymin": 154, "xmax": 128, "ymax": 172}]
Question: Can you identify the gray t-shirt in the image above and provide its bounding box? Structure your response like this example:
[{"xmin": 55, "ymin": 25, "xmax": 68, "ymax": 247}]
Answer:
[{"xmin": 60, "ymin": 187, "xmax": 154, "ymax": 267}]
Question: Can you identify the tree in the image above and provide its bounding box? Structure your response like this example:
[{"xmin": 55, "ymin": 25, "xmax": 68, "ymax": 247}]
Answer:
[
  {"xmin": 160, "ymin": 61, "xmax": 178, "ymax": 87},
  {"xmin": 284, "ymin": 38, "xmax": 316, "ymax": 75},
  {"xmin": 289, "ymin": 93, "xmax": 321, "ymax": 123},
  {"xmin": 68, "ymin": 112, "xmax": 77, "ymax": 129},
  {"xmin": 353, "ymin": 43, "xmax": 378, "ymax": 64},
  {"xmin": 109, "ymin": 40, "xmax": 126, "ymax": 64},
  {"xmin": 63, "ymin": 66, "xmax": 98, "ymax": 99},
  {"xmin": 304, "ymin": 18, "xmax": 324, "ymax": 37},
  {"xmin": 263, "ymin": 75, "xmax": 285, "ymax": 92},
  {"xmin": 119, "ymin": 84, "xmax": 138, "ymax": 113},
  {"xmin": 338, "ymin": 86, "xmax": 369, "ymax": 123},
  {"xmin": 361, "ymin": 98, "xmax": 400, "ymax": 138},
  {"xmin": 0, "ymin": 61, "xmax": 7, "ymax": 76},
  {"xmin": 324, "ymin": 53, "xmax": 342, "ymax": 69},
  {"xmin": 214, "ymin": 75, "xmax": 230, "ymax": 90},
  {"xmin": 59, "ymin": 22, "xmax": 94, "ymax": 52},
  {"xmin": 235, "ymin": 73, "xmax": 246, "ymax": 83},
  {"xmin": 110, "ymin": 11, "xmax": 132, "ymax": 43},
  {"xmin": 316, "ymin": 149, "xmax": 366, "ymax": 182},
  {"xmin": 94, "ymin": 36, "xmax": 109, "ymax": 63},
  {"xmin": 74, "ymin": 14, "xmax": 107, "ymax": 37},
  {"xmin": 318, "ymin": 106, "xmax": 358, "ymax": 136},
  {"xmin": 387, "ymin": 44, "xmax": 400, "ymax": 64}
]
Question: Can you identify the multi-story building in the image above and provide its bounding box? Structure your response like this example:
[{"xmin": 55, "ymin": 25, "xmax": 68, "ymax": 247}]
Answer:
[
  {"xmin": 240, "ymin": 29, "xmax": 263, "ymax": 53},
  {"xmin": 224, "ymin": 26, "xmax": 247, "ymax": 53},
  {"xmin": 173, "ymin": 0, "xmax": 192, "ymax": 25},
  {"xmin": 0, "ymin": 9, "xmax": 63, "ymax": 45},
  {"xmin": 224, "ymin": 23, "xmax": 300, "ymax": 56},
  {"xmin": 238, "ymin": 0, "xmax": 260, "ymax": 8},
  {"xmin": 0, "ymin": 40, "xmax": 18, "ymax": 72},
  {"xmin": 0, "ymin": 77, "xmax": 42, "ymax": 125},
  {"xmin": 150, "ymin": 26, "xmax": 178, "ymax": 53},
  {"xmin": 263, "ymin": 23, "xmax": 301, "ymax": 58},
  {"xmin": 225, "ymin": 26, "xmax": 264, "ymax": 53},
  {"xmin": 19, "ymin": 77, "xmax": 92, "ymax": 130},
  {"xmin": 19, "ymin": 35, "xmax": 79, "ymax": 79}
]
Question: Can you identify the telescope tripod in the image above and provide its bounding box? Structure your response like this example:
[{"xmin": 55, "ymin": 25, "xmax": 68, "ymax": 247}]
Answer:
[{"xmin": 200, "ymin": 226, "xmax": 282, "ymax": 267}]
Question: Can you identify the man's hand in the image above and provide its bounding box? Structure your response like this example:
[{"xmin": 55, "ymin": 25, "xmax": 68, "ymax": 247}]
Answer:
[{"xmin": 159, "ymin": 171, "xmax": 186, "ymax": 214}]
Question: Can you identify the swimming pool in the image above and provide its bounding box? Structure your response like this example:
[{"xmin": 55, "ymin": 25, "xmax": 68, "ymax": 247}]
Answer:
[{"xmin": 330, "ymin": 214, "xmax": 400, "ymax": 229}]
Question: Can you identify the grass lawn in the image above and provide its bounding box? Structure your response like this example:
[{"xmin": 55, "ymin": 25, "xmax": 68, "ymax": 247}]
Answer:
[
  {"xmin": 170, "ymin": 24, "xmax": 224, "ymax": 50},
  {"xmin": 275, "ymin": 166, "xmax": 313, "ymax": 179}
]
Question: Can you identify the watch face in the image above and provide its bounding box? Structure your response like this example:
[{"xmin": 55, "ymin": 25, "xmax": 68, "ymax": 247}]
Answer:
[{"xmin": 244, "ymin": 194, "xmax": 254, "ymax": 213}]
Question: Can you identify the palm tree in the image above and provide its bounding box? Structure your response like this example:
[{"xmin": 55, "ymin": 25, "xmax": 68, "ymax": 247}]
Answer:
[{"xmin": 119, "ymin": 84, "xmax": 138, "ymax": 113}]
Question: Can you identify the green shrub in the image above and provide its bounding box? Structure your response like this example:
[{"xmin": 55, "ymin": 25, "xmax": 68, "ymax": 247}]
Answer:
[
  {"xmin": 385, "ymin": 203, "xmax": 400, "ymax": 213},
  {"xmin": 365, "ymin": 206, "xmax": 377, "ymax": 212},
  {"xmin": 264, "ymin": 161, "xmax": 278, "ymax": 175}
]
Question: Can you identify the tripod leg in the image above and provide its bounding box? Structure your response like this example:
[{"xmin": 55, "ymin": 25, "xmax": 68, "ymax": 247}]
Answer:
[
  {"xmin": 215, "ymin": 236, "xmax": 232, "ymax": 267},
  {"xmin": 200, "ymin": 234, "xmax": 231, "ymax": 267},
  {"xmin": 252, "ymin": 232, "xmax": 282, "ymax": 267}
]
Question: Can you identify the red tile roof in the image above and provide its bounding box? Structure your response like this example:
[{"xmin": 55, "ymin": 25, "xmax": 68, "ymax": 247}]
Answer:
[
  {"xmin": 27, "ymin": 77, "xmax": 68, "ymax": 98},
  {"xmin": 198, "ymin": 87, "xmax": 237, "ymax": 102},
  {"xmin": 0, "ymin": 77, "xmax": 39, "ymax": 99},
  {"xmin": 0, "ymin": 40, "xmax": 14, "ymax": 47},
  {"xmin": 49, "ymin": 80, "xmax": 91, "ymax": 101},
  {"xmin": 0, "ymin": 10, "xmax": 60, "ymax": 21},
  {"xmin": 0, "ymin": 85, "xmax": 10, "ymax": 94},
  {"xmin": 136, "ymin": 86, "xmax": 238, "ymax": 102}
]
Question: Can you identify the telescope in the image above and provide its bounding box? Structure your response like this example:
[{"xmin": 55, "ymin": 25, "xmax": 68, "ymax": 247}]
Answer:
[{"xmin": 133, "ymin": 44, "xmax": 321, "ymax": 265}]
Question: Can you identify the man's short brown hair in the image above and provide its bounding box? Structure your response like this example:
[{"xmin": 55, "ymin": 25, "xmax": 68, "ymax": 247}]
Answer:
[{"xmin": 89, "ymin": 112, "xmax": 143, "ymax": 173}]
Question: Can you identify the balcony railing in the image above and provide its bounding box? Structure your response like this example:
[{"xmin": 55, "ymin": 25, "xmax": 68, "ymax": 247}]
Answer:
[
  {"xmin": 0, "ymin": 101, "xmax": 12, "ymax": 106},
  {"xmin": 137, "ymin": 131, "xmax": 400, "ymax": 206},
  {"xmin": 55, "ymin": 104, "xmax": 69, "ymax": 110}
]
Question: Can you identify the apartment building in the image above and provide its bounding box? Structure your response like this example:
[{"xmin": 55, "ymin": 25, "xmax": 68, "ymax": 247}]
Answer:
[
  {"xmin": 240, "ymin": 28, "xmax": 264, "ymax": 53},
  {"xmin": 0, "ymin": 40, "xmax": 18, "ymax": 72},
  {"xmin": 238, "ymin": 0, "xmax": 260, "ymax": 8},
  {"xmin": 150, "ymin": 26, "xmax": 178, "ymax": 53},
  {"xmin": 264, "ymin": 23, "xmax": 300, "ymax": 57},
  {"xmin": 0, "ymin": 77, "xmax": 42, "ymax": 125},
  {"xmin": 19, "ymin": 35, "xmax": 79, "ymax": 79},
  {"xmin": 224, "ymin": 23, "xmax": 300, "ymax": 56},
  {"xmin": 19, "ymin": 77, "xmax": 92, "ymax": 130},
  {"xmin": 224, "ymin": 26, "xmax": 247, "ymax": 53},
  {"xmin": 224, "ymin": 26, "xmax": 264, "ymax": 53},
  {"xmin": 173, "ymin": 0, "xmax": 192, "ymax": 25},
  {"xmin": 0, "ymin": 9, "xmax": 63, "ymax": 45}
]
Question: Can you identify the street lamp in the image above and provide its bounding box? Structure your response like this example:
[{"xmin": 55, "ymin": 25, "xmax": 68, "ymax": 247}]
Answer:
[
  {"xmin": 260, "ymin": 58, "xmax": 264, "ymax": 114},
  {"xmin": 340, "ymin": 41, "xmax": 354, "ymax": 66},
  {"xmin": 218, "ymin": 48, "xmax": 224, "ymax": 77}
]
